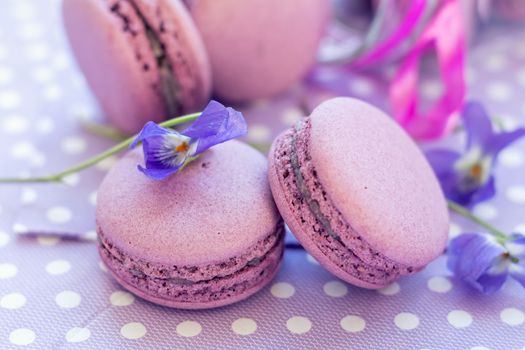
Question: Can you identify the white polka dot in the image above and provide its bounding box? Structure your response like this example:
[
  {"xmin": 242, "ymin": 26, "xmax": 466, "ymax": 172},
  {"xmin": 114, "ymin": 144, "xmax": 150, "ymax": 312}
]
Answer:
[
  {"xmin": 500, "ymin": 148, "xmax": 524, "ymax": 168},
  {"xmin": 69, "ymin": 103, "xmax": 95, "ymax": 119},
  {"xmin": 306, "ymin": 254, "xmax": 319, "ymax": 265},
  {"xmin": 9, "ymin": 328, "xmax": 35, "ymax": 346},
  {"xmin": 37, "ymin": 235, "xmax": 60, "ymax": 246},
  {"xmin": 83, "ymin": 230, "xmax": 97, "ymax": 241},
  {"xmin": 506, "ymin": 185, "xmax": 525, "ymax": 204},
  {"xmin": 61, "ymin": 136, "xmax": 87, "ymax": 155},
  {"xmin": 470, "ymin": 347, "xmax": 490, "ymax": 350},
  {"xmin": 43, "ymin": 84, "xmax": 63, "ymax": 101},
  {"xmin": 500, "ymin": 307, "xmax": 525, "ymax": 326},
  {"xmin": 32, "ymin": 66, "xmax": 54, "ymax": 83},
  {"xmin": 13, "ymin": 223, "xmax": 28, "ymax": 234},
  {"xmin": 427, "ymin": 276, "xmax": 452, "ymax": 293},
  {"xmin": 447, "ymin": 310, "xmax": 473, "ymax": 328},
  {"xmin": 514, "ymin": 224, "xmax": 525, "ymax": 234},
  {"xmin": 47, "ymin": 206, "xmax": 72, "ymax": 224},
  {"xmin": 98, "ymin": 260, "xmax": 108, "ymax": 272},
  {"xmin": 483, "ymin": 54, "xmax": 506, "ymax": 72},
  {"xmin": 0, "ymin": 90, "xmax": 22, "ymax": 109},
  {"xmin": 110, "ymin": 291, "xmax": 135, "ymax": 306},
  {"xmin": 0, "ymin": 231, "xmax": 10, "ymax": 247},
  {"xmin": 473, "ymin": 203, "xmax": 498, "ymax": 220},
  {"xmin": 340, "ymin": 315, "xmax": 366, "ymax": 333},
  {"xmin": 96, "ymin": 156, "xmax": 118, "ymax": 171},
  {"xmin": 231, "ymin": 318, "xmax": 257, "ymax": 335},
  {"xmin": 0, "ymin": 45, "xmax": 7, "ymax": 61},
  {"xmin": 65, "ymin": 327, "xmax": 91, "ymax": 343},
  {"xmin": 421, "ymin": 79, "xmax": 442, "ymax": 99},
  {"xmin": 176, "ymin": 321, "xmax": 202, "ymax": 337},
  {"xmin": 0, "ymin": 263, "xmax": 18, "ymax": 279},
  {"xmin": 55, "ymin": 291, "xmax": 81, "ymax": 308},
  {"xmin": 30, "ymin": 151, "xmax": 46, "ymax": 167},
  {"xmin": 0, "ymin": 66, "xmax": 14, "ymax": 85},
  {"xmin": 516, "ymin": 68, "xmax": 525, "ymax": 87},
  {"xmin": 349, "ymin": 77, "xmax": 374, "ymax": 96},
  {"xmin": 11, "ymin": 141, "xmax": 36, "ymax": 159},
  {"xmin": 247, "ymin": 124, "xmax": 271, "ymax": 143},
  {"xmin": 286, "ymin": 316, "xmax": 312, "ymax": 334},
  {"xmin": 53, "ymin": 52, "xmax": 71, "ymax": 70},
  {"xmin": 281, "ymin": 107, "xmax": 303, "ymax": 126},
  {"xmin": 89, "ymin": 191, "xmax": 97, "ymax": 206},
  {"xmin": 323, "ymin": 281, "xmax": 348, "ymax": 297},
  {"xmin": 1, "ymin": 293, "xmax": 26, "ymax": 309},
  {"xmin": 1, "ymin": 116, "xmax": 29, "ymax": 134},
  {"xmin": 377, "ymin": 282, "xmax": 400, "ymax": 296},
  {"xmin": 25, "ymin": 42, "xmax": 50, "ymax": 61},
  {"xmin": 486, "ymin": 82, "xmax": 512, "ymax": 102},
  {"xmin": 45, "ymin": 259, "xmax": 71, "ymax": 275},
  {"xmin": 449, "ymin": 222, "xmax": 462, "ymax": 239},
  {"xmin": 18, "ymin": 22, "xmax": 44, "ymax": 40},
  {"xmin": 35, "ymin": 117, "xmax": 54, "ymax": 134},
  {"xmin": 394, "ymin": 312, "xmax": 419, "ymax": 330},
  {"xmin": 11, "ymin": 3, "xmax": 37, "ymax": 20},
  {"xmin": 62, "ymin": 173, "xmax": 80, "ymax": 187},
  {"xmin": 270, "ymin": 282, "xmax": 295, "ymax": 298},
  {"xmin": 120, "ymin": 322, "xmax": 146, "ymax": 340}
]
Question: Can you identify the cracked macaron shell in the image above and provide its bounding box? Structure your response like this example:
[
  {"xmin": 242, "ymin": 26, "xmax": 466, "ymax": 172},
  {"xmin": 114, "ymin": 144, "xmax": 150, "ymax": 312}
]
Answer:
[
  {"xmin": 62, "ymin": 0, "xmax": 211, "ymax": 134},
  {"xmin": 269, "ymin": 97, "xmax": 449, "ymax": 286},
  {"xmin": 96, "ymin": 141, "xmax": 282, "ymax": 268}
]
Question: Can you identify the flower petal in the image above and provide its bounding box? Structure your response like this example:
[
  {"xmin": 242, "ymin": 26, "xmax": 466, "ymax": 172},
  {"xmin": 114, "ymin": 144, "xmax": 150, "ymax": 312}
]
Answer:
[
  {"xmin": 466, "ymin": 176, "xmax": 496, "ymax": 207},
  {"xmin": 509, "ymin": 263, "xmax": 525, "ymax": 289},
  {"xmin": 462, "ymin": 101, "xmax": 493, "ymax": 150},
  {"xmin": 130, "ymin": 121, "xmax": 170, "ymax": 149},
  {"xmin": 182, "ymin": 100, "xmax": 247, "ymax": 154},
  {"xmin": 486, "ymin": 128, "xmax": 525, "ymax": 158},
  {"xmin": 447, "ymin": 232, "xmax": 508, "ymax": 293},
  {"xmin": 137, "ymin": 164, "xmax": 182, "ymax": 181}
]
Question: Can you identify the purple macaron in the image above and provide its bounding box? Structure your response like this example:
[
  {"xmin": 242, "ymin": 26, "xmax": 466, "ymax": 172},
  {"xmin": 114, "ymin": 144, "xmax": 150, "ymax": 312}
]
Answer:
[
  {"xmin": 97, "ymin": 141, "xmax": 284, "ymax": 309},
  {"xmin": 268, "ymin": 97, "xmax": 449, "ymax": 289}
]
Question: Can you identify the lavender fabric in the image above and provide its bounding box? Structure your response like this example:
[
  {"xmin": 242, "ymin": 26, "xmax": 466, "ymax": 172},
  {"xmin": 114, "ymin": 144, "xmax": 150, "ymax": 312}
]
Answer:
[{"xmin": 1, "ymin": 1, "xmax": 525, "ymax": 349}]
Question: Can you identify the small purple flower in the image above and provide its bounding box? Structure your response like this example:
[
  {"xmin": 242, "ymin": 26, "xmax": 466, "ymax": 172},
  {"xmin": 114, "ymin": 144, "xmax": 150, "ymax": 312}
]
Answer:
[
  {"xmin": 426, "ymin": 101, "xmax": 525, "ymax": 207},
  {"xmin": 448, "ymin": 232, "xmax": 525, "ymax": 294},
  {"xmin": 130, "ymin": 100, "xmax": 247, "ymax": 180}
]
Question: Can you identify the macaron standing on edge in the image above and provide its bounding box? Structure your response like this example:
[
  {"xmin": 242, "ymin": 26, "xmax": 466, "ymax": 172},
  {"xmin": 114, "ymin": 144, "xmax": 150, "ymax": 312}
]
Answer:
[
  {"xmin": 96, "ymin": 141, "xmax": 284, "ymax": 309},
  {"xmin": 188, "ymin": 0, "xmax": 331, "ymax": 102},
  {"xmin": 63, "ymin": 0, "xmax": 211, "ymax": 134},
  {"xmin": 268, "ymin": 97, "xmax": 449, "ymax": 289}
]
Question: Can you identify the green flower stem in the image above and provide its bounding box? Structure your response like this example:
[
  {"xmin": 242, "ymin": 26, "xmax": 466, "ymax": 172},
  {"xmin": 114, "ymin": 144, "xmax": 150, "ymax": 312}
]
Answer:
[
  {"xmin": 80, "ymin": 119, "xmax": 128, "ymax": 142},
  {"xmin": 0, "ymin": 112, "xmax": 201, "ymax": 184},
  {"xmin": 447, "ymin": 200, "xmax": 508, "ymax": 242}
]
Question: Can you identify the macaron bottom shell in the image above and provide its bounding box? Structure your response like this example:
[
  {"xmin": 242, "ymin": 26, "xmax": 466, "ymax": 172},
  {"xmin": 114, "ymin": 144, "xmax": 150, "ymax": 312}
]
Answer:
[
  {"xmin": 269, "ymin": 119, "xmax": 417, "ymax": 289},
  {"xmin": 99, "ymin": 224, "xmax": 284, "ymax": 309}
]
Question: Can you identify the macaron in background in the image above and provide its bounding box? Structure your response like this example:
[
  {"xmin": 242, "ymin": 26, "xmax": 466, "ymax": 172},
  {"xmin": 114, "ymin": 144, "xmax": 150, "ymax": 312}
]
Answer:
[
  {"xmin": 187, "ymin": 0, "xmax": 331, "ymax": 102},
  {"xmin": 268, "ymin": 97, "xmax": 449, "ymax": 289},
  {"xmin": 62, "ymin": 0, "xmax": 211, "ymax": 134},
  {"xmin": 96, "ymin": 141, "xmax": 284, "ymax": 309}
]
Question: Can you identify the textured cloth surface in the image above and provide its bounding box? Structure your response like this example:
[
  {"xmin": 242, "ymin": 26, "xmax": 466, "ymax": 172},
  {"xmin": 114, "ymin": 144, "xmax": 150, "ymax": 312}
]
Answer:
[{"xmin": 1, "ymin": 1, "xmax": 525, "ymax": 349}]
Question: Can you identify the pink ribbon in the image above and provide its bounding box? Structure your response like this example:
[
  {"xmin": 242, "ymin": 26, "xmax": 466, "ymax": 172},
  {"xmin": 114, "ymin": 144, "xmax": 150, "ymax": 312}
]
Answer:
[{"xmin": 389, "ymin": 0, "xmax": 466, "ymax": 140}]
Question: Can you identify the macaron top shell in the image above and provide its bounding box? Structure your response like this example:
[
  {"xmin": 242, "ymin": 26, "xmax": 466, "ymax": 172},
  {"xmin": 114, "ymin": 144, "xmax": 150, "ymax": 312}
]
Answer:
[
  {"xmin": 96, "ymin": 141, "xmax": 280, "ymax": 266},
  {"xmin": 189, "ymin": 0, "xmax": 330, "ymax": 102},
  {"xmin": 308, "ymin": 98, "xmax": 449, "ymax": 267}
]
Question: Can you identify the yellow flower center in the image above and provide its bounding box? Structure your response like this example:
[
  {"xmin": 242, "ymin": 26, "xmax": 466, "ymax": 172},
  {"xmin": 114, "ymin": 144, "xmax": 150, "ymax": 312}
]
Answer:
[{"xmin": 175, "ymin": 142, "xmax": 189, "ymax": 153}]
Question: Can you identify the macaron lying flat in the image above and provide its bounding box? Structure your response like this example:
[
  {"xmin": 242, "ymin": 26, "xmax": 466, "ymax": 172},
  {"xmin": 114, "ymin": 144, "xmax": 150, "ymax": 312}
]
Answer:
[
  {"xmin": 268, "ymin": 97, "xmax": 449, "ymax": 288},
  {"xmin": 63, "ymin": 0, "xmax": 211, "ymax": 134},
  {"xmin": 187, "ymin": 0, "xmax": 330, "ymax": 102},
  {"xmin": 97, "ymin": 141, "xmax": 284, "ymax": 309}
]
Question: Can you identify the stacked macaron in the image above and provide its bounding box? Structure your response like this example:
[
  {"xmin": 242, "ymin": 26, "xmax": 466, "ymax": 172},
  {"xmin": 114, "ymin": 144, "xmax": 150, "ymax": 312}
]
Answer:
[
  {"xmin": 63, "ymin": 0, "xmax": 330, "ymax": 133},
  {"xmin": 97, "ymin": 141, "xmax": 284, "ymax": 309}
]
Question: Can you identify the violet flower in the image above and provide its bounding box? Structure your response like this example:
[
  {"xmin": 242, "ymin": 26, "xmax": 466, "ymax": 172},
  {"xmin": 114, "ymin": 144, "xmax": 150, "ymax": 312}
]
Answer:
[
  {"xmin": 425, "ymin": 101, "xmax": 525, "ymax": 207},
  {"xmin": 448, "ymin": 232, "xmax": 525, "ymax": 294},
  {"xmin": 130, "ymin": 100, "xmax": 247, "ymax": 180}
]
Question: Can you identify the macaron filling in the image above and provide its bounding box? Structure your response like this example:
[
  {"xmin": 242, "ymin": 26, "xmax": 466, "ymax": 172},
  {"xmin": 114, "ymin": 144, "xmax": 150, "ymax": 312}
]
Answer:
[
  {"xmin": 273, "ymin": 118, "xmax": 416, "ymax": 286},
  {"xmin": 109, "ymin": 0, "xmax": 182, "ymax": 116},
  {"xmin": 97, "ymin": 221, "xmax": 284, "ymax": 304}
]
